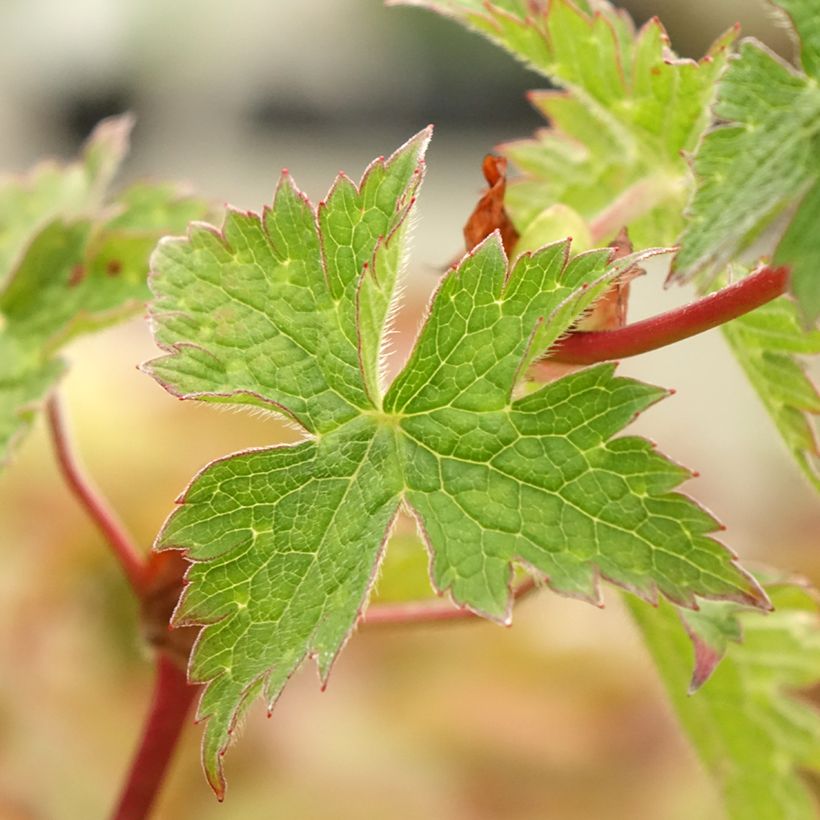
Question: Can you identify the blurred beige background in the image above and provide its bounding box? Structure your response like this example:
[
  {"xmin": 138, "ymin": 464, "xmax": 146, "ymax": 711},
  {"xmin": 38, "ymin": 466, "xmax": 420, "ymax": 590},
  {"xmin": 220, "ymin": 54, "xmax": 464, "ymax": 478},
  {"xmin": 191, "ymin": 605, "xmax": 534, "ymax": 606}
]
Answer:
[{"xmin": 0, "ymin": 1, "xmax": 817, "ymax": 818}]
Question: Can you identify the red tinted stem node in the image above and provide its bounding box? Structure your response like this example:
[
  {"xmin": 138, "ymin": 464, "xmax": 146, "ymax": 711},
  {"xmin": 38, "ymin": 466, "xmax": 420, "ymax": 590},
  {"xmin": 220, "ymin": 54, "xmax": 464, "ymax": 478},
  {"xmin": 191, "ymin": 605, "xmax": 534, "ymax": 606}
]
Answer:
[
  {"xmin": 46, "ymin": 394, "xmax": 146, "ymax": 595},
  {"xmin": 110, "ymin": 653, "xmax": 197, "ymax": 820},
  {"xmin": 548, "ymin": 266, "xmax": 789, "ymax": 365}
]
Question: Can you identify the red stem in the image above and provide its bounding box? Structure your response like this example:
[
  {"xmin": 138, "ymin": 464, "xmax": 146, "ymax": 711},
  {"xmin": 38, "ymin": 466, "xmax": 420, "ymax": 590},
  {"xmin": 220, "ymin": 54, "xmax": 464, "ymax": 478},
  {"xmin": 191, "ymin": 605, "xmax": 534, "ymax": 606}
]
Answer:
[
  {"xmin": 547, "ymin": 265, "xmax": 789, "ymax": 365},
  {"xmin": 46, "ymin": 393, "xmax": 146, "ymax": 595},
  {"xmin": 363, "ymin": 577, "xmax": 538, "ymax": 626},
  {"xmin": 110, "ymin": 653, "xmax": 198, "ymax": 820}
]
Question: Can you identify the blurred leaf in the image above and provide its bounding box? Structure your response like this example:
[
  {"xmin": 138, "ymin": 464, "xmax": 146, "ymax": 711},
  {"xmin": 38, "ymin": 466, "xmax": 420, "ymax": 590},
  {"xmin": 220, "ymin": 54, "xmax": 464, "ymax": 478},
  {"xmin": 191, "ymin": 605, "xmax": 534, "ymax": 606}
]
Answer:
[
  {"xmin": 0, "ymin": 116, "xmax": 131, "ymax": 287},
  {"xmin": 770, "ymin": 0, "xmax": 820, "ymax": 80},
  {"xmin": 628, "ymin": 581, "xmax": 820, "ymax": 820},
  {"xmin": 394, "ymin": 0, "xmax": 734, "ymax": 247},
  {"xmin": 721, "ymin": 283, "xmax": 820, "ymax": 491},
  {"xmin": 0, "ymin": 333, "xmax": 65, "ymax": 467},
  {"xmin": 775, "ymin": 177, "xmax": 820, "ymax": 326},
  {"xmin": 0, "ymin": 117, "xmax": 213, "ymax": 465}
]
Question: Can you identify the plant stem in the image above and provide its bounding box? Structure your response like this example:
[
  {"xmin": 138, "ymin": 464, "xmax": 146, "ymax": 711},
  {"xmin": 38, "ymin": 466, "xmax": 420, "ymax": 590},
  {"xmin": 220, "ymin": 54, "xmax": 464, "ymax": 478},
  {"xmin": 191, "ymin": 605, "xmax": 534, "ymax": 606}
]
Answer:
[
  {"xmin": 46, "ymin": 393, "xmax": 145, "ymax": 595},
  {"xmin": 110, "ymin": 653, "xmax": 197, "ymax": 820},
  {"xmin": 547, "ymin": 265, "xmax": 788, "ymax": 366},
  {"xmin": 363, "ymin": 577, "xmax": 537, "ymax": 626},
  {"xmin": 46, "ymin": 395, "xmax": 194, "ymax": 817}
]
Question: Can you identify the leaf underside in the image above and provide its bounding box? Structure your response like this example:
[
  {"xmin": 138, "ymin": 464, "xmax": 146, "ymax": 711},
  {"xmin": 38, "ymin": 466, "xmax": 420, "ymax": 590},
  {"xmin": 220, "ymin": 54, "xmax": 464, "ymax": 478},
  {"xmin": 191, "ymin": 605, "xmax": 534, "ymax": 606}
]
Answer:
[
  {"xmin": 146, "ymin": 130, "xmax": 766, "ymax": 796},
  {"xmin": 0, "ymin": 116, "xmax": 212, "ymax": 465}
]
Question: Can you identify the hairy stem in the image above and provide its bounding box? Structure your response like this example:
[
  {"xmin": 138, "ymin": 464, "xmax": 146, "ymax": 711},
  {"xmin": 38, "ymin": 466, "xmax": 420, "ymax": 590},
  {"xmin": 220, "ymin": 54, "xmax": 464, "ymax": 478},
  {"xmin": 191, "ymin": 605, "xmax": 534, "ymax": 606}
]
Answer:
[
  {"xmin": 546, "ymin": 265, "xmax": 789, "ymax": 366},
  {"xmin": 46, "ymin": 395, "xmax": 194, "ymax": 816},
  {"xmin": 363, "ymin": 577, "xmax": 538, "ymax": 626},
  {"xmin": 46, "ymin": 393, "xmax": 146, "ymax": 594},
  {"xmin": 110, "ymin": 653, "xmax": 197, "ymax": 820}
]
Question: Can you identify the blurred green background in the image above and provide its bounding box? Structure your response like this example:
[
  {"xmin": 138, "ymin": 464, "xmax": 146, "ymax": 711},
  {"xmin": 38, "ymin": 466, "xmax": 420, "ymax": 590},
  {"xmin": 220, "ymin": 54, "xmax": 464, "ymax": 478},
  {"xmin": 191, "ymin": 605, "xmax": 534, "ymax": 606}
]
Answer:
[{"xmin": 0, "ymin": 1, "xmax": 817, "ymax": 818}]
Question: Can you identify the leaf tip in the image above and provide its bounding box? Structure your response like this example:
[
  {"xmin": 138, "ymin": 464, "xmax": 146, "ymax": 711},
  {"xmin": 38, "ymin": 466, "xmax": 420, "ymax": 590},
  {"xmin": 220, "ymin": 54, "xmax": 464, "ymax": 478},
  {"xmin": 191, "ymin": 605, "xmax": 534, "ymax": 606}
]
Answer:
[{"xmin": 687, "ymin": 631, "xmax": 722, "ymax": 694}]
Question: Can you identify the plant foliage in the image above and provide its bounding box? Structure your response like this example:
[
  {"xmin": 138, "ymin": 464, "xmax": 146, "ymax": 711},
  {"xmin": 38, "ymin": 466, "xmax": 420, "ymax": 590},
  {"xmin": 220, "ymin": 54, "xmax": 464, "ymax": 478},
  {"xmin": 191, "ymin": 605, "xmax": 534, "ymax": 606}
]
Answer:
[
  {"xmin": 0, "ymin": 116, "xmax": 210, "ymax": 463},
  {"xmin": 144, "ymin": 129, "xmax": 771, "ymax": 793}
]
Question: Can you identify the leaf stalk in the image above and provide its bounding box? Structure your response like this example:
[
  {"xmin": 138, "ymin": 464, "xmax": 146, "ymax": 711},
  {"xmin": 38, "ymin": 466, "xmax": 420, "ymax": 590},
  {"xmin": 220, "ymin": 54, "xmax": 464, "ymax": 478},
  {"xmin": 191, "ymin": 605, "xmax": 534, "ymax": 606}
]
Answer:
[
  {"xmin": 109, "ymin": 653, "xmax": 197, "ymax": 820},
  {"xmin": 45, "ymin": 393, "xmax": 146, "ymax": 594},
  {"xmin": 546, "ymin": 265, "xmax": 789, "ymax": 366}
]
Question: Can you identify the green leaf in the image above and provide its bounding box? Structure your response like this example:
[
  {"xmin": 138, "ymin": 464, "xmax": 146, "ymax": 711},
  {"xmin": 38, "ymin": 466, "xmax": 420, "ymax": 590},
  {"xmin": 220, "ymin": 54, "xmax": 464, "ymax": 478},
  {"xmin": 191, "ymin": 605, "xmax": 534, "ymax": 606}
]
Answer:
[
  {"xmin": 775, "ymin": 176, "xmax": 820, "ymax": 326},
  {"xmin": 394, "ymin": 0, "xmax": 734, "ymax": 247},
  {"xmin": 772, "ymin": 0, "xmax": 820, "ymax": 80},
  {"xmin": 147, "ymin": 133, "xmax": 767, "ymax": 795},
  {"xmin": 0, "ymin": 115, "xmax": 132, "ymax": 286},
  {"xmin": 721, "ymin": 285, "xmax": 820, "ymax": 490},
  {"xmin": 145, "ymin": 131, "xmax": 428, "ymax": 433},
  {"xmin": 628, "ymin": 581, "xmax": 820, "ymax": 820},
  {"xmin": 0, "ymin": 117, "xmax": 213, "ymax": 464},
  {"xmin": 674, "ymin": 3, "xmax": 820, "ymax": 322},
  {"xmin": 0, "ymin": 333, "xmax": 65, "ymax": 464}
]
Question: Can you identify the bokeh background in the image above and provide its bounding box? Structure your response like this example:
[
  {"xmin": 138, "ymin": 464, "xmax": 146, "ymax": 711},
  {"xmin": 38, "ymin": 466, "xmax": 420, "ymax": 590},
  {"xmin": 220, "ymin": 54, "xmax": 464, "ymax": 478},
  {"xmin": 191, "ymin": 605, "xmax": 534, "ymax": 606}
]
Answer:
[{"xmin": 0, "ymin": 1, "xmax": 817, "ymax": 818}]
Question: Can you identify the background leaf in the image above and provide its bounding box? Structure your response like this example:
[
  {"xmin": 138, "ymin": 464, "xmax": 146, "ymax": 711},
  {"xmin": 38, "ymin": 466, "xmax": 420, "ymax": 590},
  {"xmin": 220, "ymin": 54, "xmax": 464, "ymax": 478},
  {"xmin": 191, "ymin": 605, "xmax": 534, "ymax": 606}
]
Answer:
[
  {"xmin": 674, "ymin": 0, "xmax": 820, "ymax": 324},
  {"xmin": 395, "ymin": 0, "xmax": 734, "ymax": 248},
  {"xmin": 0, "ymin": 116, "xmax": 212, "ymax": 465},
  {"xmin": 721, "ymin": 283, "xmax": 820, "ymax": 490},
  {"xmin": 628, "ymin": 581, "xmax": 820, "ymax": 820}
]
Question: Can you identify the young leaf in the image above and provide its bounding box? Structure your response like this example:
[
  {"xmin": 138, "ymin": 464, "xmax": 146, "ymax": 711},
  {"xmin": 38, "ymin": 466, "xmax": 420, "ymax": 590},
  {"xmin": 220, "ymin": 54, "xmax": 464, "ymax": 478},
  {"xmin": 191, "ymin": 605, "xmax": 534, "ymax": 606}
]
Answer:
[
  {"xmin": 0, "ymin": 117, "xmax": 212, "ymax": 464},
  {"xmin": 146, "ymin": 132, "xmax": 767, "ymax": 795},
  {"xmin": 628, "ymin": 581, "xmax": 820, "ymax": 820},
  {"xmin": 393, "ymin": 0, "xmax": 734, "ymax": 247},
  {"xmin": 721, "ymin": 286, "xmax": 820, "ymax": 490},
  {"xmin": 674, "ymin": 0, "xmax": 820, "ymax": 323}
]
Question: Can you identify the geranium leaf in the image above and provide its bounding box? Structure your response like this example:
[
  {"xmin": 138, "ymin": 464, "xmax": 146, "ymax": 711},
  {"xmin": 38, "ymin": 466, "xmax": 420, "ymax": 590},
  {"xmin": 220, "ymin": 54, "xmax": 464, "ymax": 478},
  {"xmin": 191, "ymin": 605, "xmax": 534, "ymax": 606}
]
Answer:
[{"xmin": 146, "ymin": 132, "xmax": 767, "ymax": 796}]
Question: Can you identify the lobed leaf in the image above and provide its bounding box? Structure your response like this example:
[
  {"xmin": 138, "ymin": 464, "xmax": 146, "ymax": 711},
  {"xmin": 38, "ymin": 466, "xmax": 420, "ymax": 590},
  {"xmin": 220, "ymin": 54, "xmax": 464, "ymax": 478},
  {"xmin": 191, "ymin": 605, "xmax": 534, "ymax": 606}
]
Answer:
[
  {"xmin": 388, "ymin": 5, "xmax": 820, "ymax": 819},
  {"xmin": 147, "ymin": 134, "xmax": 767, "ymax": 795},
  {"xmin": 145, "ymin": 129, "xmax": 430, "ymax": 434}
]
